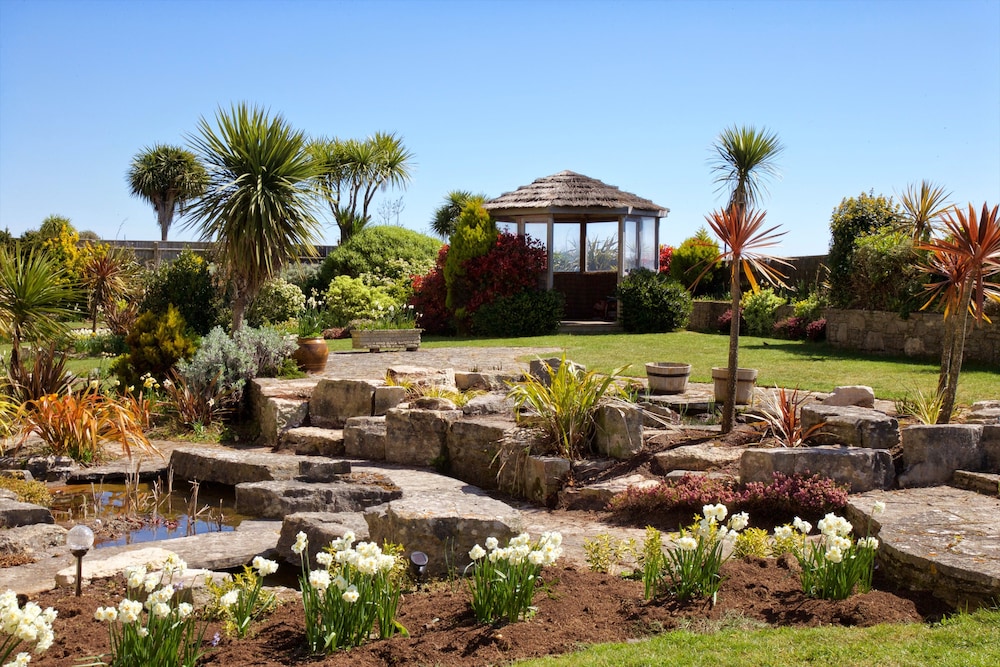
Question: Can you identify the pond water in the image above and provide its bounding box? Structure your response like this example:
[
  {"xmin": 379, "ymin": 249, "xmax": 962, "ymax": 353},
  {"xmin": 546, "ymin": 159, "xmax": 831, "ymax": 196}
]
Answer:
[{"xmin": 49, "ymin": 479, "xmax": 250, "ymax": 548}]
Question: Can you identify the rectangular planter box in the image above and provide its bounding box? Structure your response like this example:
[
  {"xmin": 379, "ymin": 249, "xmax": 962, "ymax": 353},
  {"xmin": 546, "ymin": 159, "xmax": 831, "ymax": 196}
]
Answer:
[{"xmin": 351, "ymin": 328, "xmax": 422, "ymax": 352}]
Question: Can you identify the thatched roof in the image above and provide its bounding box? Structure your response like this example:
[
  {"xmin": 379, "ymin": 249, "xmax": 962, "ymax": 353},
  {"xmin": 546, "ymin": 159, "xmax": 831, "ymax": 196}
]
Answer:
[{"xmin": 484, "ymin": 170, "xmax": 668, "ymax": 218}]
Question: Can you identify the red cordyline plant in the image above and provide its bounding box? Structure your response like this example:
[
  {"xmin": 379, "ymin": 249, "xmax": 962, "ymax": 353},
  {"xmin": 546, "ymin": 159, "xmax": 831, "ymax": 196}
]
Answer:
[{"xmin": 916, "ymin": 202, "xmax": 1000, "ymax": 423}]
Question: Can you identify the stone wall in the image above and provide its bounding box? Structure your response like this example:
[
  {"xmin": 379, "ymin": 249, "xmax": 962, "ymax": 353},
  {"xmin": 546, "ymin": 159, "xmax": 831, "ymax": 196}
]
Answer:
[{"xmin": 826, "ymin": 309, "xmax": 999, "ymax": 365}]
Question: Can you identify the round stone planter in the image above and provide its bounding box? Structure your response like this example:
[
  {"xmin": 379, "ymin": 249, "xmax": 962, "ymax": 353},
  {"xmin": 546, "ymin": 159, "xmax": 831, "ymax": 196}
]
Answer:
[
  {"xmin": 292, "ymin": 337, "xmax": 329, "ymax": 373},
  {"xmin": 711, "ymin": 367, "xmax": 758, "ymax": 405},
  {"xmin": 645, "ymin": 362, "xmax": 692, "ymax": 394}
]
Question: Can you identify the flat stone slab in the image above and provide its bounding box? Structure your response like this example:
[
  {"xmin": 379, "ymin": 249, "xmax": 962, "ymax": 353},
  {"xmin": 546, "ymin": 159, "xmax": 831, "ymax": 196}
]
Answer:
[
  {"xmin": 800, "ymin": 404, "xmax": 900, "ymax": 449},
  {"xmin": 0, "ymin": 498, "xmax": 54, "ymax": 527},
  {"xmin": 279, "ymin": 427, "xmax": 345, "ymax": 456},
  {"xmin": 740, "ymin": 446, "xmax": 894, "ymax": 492},
  {"xmin": 55, "ymin": 547, "xmax": 224, "ymax": 590},
  {"xmin": 652, "ymin": 443, "xmax": 745, "ymax": 473},
  {"xmin": 65, "ymin": 455, "xmax": 169, "ymax": 483},
  {"xmin": 847, "ymin": 487, "xmax": 1000, "ymax": 609},
  {"xmin": 952, "ymin": 470, "xmax": 1000, "ymax": 496},
  {"xmin": 559, "ymin": 473, "xmax": 661, "ymax": 510},
  {"xmin": 169, "ymin": 447, "xmax": 305, "ymax": 485},
  {"xmin": 236, "ymin": 476, "xmax": 402, "ymax": 519}
]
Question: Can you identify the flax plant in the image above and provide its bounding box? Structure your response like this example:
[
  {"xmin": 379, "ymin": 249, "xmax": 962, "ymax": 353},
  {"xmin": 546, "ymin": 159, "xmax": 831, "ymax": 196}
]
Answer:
[{"xmin": 756, "ymin": 387, "xmax": 825, "ymax": 447}]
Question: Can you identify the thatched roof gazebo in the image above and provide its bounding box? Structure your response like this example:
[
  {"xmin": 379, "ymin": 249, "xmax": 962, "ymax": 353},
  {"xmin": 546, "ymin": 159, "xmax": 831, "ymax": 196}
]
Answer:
[{"xmin": 484, "ymin": 171, "xmax": 668, "ymax": 319}]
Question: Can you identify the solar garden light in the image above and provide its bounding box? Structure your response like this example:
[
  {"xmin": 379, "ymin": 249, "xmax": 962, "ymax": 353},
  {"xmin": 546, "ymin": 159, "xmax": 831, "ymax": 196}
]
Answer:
[
  {"xmin": 409, "ymin": 551, "xmax": 428, "ymax": 582},
  {"xmin": 66, "ymin": 524, "xmax": 95, "ymax": 597}
]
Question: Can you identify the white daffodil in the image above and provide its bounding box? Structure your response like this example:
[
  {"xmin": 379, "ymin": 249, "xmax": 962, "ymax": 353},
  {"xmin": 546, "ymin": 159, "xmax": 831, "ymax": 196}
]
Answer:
[
  {"xmin": 774, "ymin": 525, "xmax": 793, "ymax": 540},
  {"xmin": 253, "ymin": 556, "xmax": 278, "ymax": 577},
  {"xmin": 793, "ymin": 517, "xmax": 812, "ymax": 534},
  {"xmin": 469, "ymin": 544, "xmax": 486, "ymax": 561},
  {"xmin": 730, "ymin": 512, "xmax": 750, "ymax": 532},
  {"xmin": 315, "ymin": 552, "xmax": 333, "ymax": 567},
  {"xmin": 872, "ymin": 501, "xmax": 886, "ymax": 515},
  {"xmin": 309, "ymin": 570, "xmax": 331, "ymax": 593},
  {"xmin": 342, "ymin": 585, "xmax": 360, "ymax": 603},
  {"xmin": 677, "ymin": 536, "xmax": 698, "ymax": 551},
  {"xmin": 292, "ymin": 532, "xmax": 308, "ymax": 555},
  {"xmin": 220, "ymin": 590, "xmax": 239, "ymax": 608}
]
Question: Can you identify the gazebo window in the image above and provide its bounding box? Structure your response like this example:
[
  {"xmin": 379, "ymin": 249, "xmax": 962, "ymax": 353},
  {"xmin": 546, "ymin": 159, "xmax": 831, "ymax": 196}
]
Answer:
[
  {"xmin": 625, "ymin": 215, "xmax": 658, "ymax": 271},
  {"xmin": 585, "ymin": 221, "xmax": 618, "ymax": 271},
  {"xmin": 524, "ymin": 221, "xmax": 547, "ymax": 248},
  {"xmin": 497, "ymin": 221, "xmax": 517, "ymax": 235},
  {"xmin": 552, "ymin": 223, "xmax": 581, "ymax": 272}
]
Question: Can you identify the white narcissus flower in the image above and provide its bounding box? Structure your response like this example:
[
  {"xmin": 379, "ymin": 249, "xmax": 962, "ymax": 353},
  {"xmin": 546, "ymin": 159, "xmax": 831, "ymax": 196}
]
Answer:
[
  {"xmin": 858, "ymin": 536, "xmax": 879, "ymax": 550},
  {"xmin": 873, "ymin": 501, "xmax": 886, "ymax": 515},
  {"xmin": 315, "ymin": 552, "xmax": 333, "ymax": 567},
  {"xmin": 95, "ymin": 607, "xmax": 118, "ymax": 622},
  {"xmin": 793, "ymin": 517, "xmax": 812, "ymax": 534},
  {"xmin": 774, "ymin": 525, "xmax": 793, "ymax": 540},
  {"xmin": 703, "ymin": 504, "xmax": 728, "ymax": 523},
  {"xmin": 309, "ymin": 570, "xmax": 331, "ymax": 593},
  {"xmin": 292, "ymin": 532, "xmax": 308, "ymax": 555},
  {"xmin": 220, "ymin": 590, "xmax": 239, "ymax": 608},
  {"xmin": 176, "ymin": 603, "xmax": 193, "ymax": 619},
  {"xmin": 677, "ymin": 536, "xmax": 698, "ymax": 552},
  {"xmin": 151, "ymin": 602, "xmax": 171, "ymax": 619},
  {"xmin": 342, "ymin": 585, "xmax": 360, "ymax": 604},
  {"xmin": 469, "ymin": 544, "xmax": 486, "ymax": 561},
  {"xmin": 333, "ymin": 575, "xmax": 349, "ymax": 592},
  {"xmin": 253, "ymin": 556, "xmax": 279, "ymax": 577},
  {"xmin": 6, "ymin": 652, "xmax": 30, "ymax": 667},
  {"xmin": 730, "ymin": 512, "xmax": 750, "ymax": 532},
  {"xmin": 485, "ymin": 537, "xmax": 499, "ymax": 551},
  {"xmin": 378, "ymin": 554, "xmax": 396, "ymax": 572},
  {"xmin": 528, "ymin": 550, "xmax": 544, "ymax": 566},
  {"xmin": 117, "ymin": 599, "xmax": 143, "ymax": 624},
  {"xmin": 825, "ymin": 546, "xmax": 844, "ymax": 564}
]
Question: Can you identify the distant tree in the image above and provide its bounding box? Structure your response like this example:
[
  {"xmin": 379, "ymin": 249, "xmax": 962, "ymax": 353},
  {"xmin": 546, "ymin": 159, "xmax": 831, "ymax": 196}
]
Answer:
[
  {"xmin": 186, "ymin": 103, "xmax": 322, "ymax": 331},
  {"xmin": 431, "ymin": 190, "xmax": 486, "ymax": 239},
  {"xmin": 899, "ymin": 180, "xmax": 951, "ymax": 243},
  {"xmin": 710, "ymin": 125, "xmax": 784, "ymax": 216},
  {"xmin": 827, "ymin": 192, "xmax": 904, "ymax": 306},
  {"xmin": 127, "ymin": 144, "xmax": 208, "ymax": 241},
  {"xmin": 310, "ymin": 132, "xmax": 414, "ymax": 243}
]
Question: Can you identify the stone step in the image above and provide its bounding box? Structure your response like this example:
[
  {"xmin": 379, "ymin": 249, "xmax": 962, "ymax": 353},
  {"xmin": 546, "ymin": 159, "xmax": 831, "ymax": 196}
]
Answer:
[
  {"xmin": 652, "ymin": 443, "xmax": 746, "ymax": 473},
  {"xmin": 236, "ymin": 477, "xmax": 402, "ymax": 519},
  {"xmin": 278, "ymin": 426, "xmax": 345, "ymax": 456},
  {"xmin": 847, "ymin": 486, "xmax": 1000, "ymax": 610},
  {"xmin": 169, "ymin": 446, "xmax": 306, "ymax": 485},
  {"xmin": 952, "ymin": 470, "xmax": 1000, "ymax": 497},
  {"xmin": 0, "ymin": 498, "xmax": 53, "ymax": 528}
]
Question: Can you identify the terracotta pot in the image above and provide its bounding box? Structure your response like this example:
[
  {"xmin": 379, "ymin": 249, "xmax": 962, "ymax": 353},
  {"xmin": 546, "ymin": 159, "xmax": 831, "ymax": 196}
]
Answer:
[
  {"xmin": 645, "ymin": 362, "xmax": 691, "ymax": 394},
  {"xmin": 292, "ymin": 337, "xmax": 329, "ymax": 373},
  {"xmin": 711, "ymin": 367, "xmax": 758, "ymax": 404}
]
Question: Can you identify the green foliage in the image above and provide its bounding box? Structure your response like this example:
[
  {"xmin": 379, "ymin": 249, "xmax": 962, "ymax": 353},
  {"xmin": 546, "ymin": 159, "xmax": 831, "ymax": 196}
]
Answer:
[
  {"xmin": 142, "ymin": 249, "xmax": 223, "ymax": 336},
  {"xmin": 113, "ymin": 305, "xmax": 199, "ymax": 387},
  {"xmin": 444, "ymin": 202, "xmax": 497, "ymax": 311},
  {"xmin": 733, "ymin": 527, "xmax": 772, "ymax": 559},
  {"xmin": 741, "ymin": 288, "xmax": 785, "ymax": 336},
  {"xmin": 670, "ymin": 228, "xmax": 723, "ymax": 296},
  {"xmin": 471, "ymin": 289, "xmax": 564, "ymax": 337},
  {"xmin": 583, "ymin": 533, "xmax": 638, "ymax": 577},
  {"xmin": 792, "ymin": 292, "xmax": 827, "ymax": 322},
  {"xmin": 847, "ymin": 227, "xmax": 927, "ymax": 313},
  {"xmin": 0, "ymin": 476, "xmax": 52, "ymax": 506},
  {"xmin": 431, "ymin": 190, "xmax": 486, "ymax": 239},
  {"xmin": 616, "ymin": 268, "xmax": 692, "ymax": 333},
  {"xmin": 206, "ymin": 557, "xmax": 279, "ymax": 639},
  {"xmin": 827, "ymin": 192, "xmax": 904, "ymax": 306},
  {"xmin": 789, "ymin": 512, "xmax": 879, "ymax": 600},
  {"xmin": 127, "ymin": 144, "xmax": 208, "ymax": 241},
  {"xmin": 247, "ymin": 278, "xmax": 305, "ymax": 327},
  {"xmin": 324, "ymin": 275, "xmax": 397, "ymax": 326}
]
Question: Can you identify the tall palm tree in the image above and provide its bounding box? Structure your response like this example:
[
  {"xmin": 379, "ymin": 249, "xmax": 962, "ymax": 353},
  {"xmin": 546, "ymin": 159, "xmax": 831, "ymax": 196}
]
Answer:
[
  {"xmin": 710, "ymin": 125, "xmax": 784, "ymax": 215},
  {"xmin": 185, "ymin": 103, "xmax": 322, "ymax": 331},
  {"xmin": 900, "ymin": 180, "xmax": 951, "ymax": 242},
  {"xmin": 431, "ymin": 190, "xmax": 486, "ymax": 239},
  {"xmin": 918, "ymin": 202, "xmax": 1000, "ymax": 422},
  {"xmin": 127, "ymin": 144, "xmax": 208, "ymax": 241},
  {"xmin": 310, "ymin": 132, "xmax": 414, "ymax": 243},
  {"xmin": 0, "ymin": 244, "xmax": 82, "ymax": 371}
]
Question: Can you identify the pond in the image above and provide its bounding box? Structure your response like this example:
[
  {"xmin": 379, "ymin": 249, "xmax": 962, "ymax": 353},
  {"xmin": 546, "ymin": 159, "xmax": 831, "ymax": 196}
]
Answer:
[{"xmin": 48, "ymin": 478, "xmax": 250, "ymax": 548}]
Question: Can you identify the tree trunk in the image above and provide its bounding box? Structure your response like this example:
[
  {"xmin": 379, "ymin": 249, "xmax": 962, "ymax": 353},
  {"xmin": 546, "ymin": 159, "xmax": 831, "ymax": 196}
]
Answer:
[
  {"xmin": 722, "ymin": 263, "xmax": 741, "ymax": 433},
  {"xmin": 232, "ymin": 290, "xmax": 248, "ymax": 332},
  {"xmin": 157, "ymin": 202, "xmax": 173, "ymax": 242},
  {"xmin": 936, "ymin": 281, "xmax": 972, "ymax": 423}
]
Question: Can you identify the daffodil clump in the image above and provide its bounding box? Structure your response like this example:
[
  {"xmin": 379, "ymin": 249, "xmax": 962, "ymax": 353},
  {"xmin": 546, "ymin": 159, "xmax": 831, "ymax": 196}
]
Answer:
[
  {"xmin": 1, "ymin": 590, "xmax": 56, "ymax": 667},
  {"xmin": 645, "ymin": 504, "xmax": 749, "ymax": 603},
  {"xmin": 787, "ymin": 501, "xmax": 884, "ymax": 600},
  {"xmin": 466, "ymin": 531, "xmax": 563, "ymax": 624},
  {"xmin": 214, "ymin": 556, "xmax": 279, "ymax": 639},
  {"xmin": 93, "ymin": 554, "xmax": 211, "ymax": 667},
  {"xmin": 292, "ymin": 531, "xmax": 406, "ymax": 653}
]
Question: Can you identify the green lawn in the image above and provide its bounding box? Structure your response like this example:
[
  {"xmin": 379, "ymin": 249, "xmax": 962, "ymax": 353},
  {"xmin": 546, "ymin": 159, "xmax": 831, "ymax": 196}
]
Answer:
[{"xmin": 514, "ymin": 608, "xmax": 1000, "ymax": 667}]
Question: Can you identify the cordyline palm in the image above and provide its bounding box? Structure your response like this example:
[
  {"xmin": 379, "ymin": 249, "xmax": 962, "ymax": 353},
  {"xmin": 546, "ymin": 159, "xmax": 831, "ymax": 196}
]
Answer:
[
  {"xmin": 0, "ymin": 244, "xmax": 82, "ymax": 371},
  {"xmin": 711, "ymin": 125, "xmax": 784, "ymax": 215},
  {"xmin": 81, "ymin": 246, "xmax": 140, "ymax": 333},
  {"xmin": 900, "ymin": 180, "xmax": 951, "ymax": 242},
  {"xmin": 698, "ymin": 207, "xmax": 789, "ymax": 433},
  {"xmin": 127, "ymin": 144, "xmax": 208, "ymax": 241},
  {"xmin": 431, "ymin": 190, "xmax": 486, "ymax": 239},
  {"xmin": 917, "ymin": 202, "xmax": 1000, "ymax": 423},
  {"xmin": 185, "ymin": 103, "xmax": 322, "ymax": 331},
  {"xmin": 310, "ymin": 132, "xmax": 414, "ymax": 243}
]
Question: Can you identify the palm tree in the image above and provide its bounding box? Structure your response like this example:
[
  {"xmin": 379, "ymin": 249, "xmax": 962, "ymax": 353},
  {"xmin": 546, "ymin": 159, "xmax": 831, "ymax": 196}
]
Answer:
[
  {"xmin": 81, "ymin": 245, "xmax": 140, "ymax": 333},
  {"xmin": 0, "ymin": 244, "xmax": 82, "ymax": 371},
  {"xmin": 127, "ymin": 144, "xmax": 208, "ymax": 241},
  {"xmin": 310, "ymin": 132, "xmax": 414, "ymax": 243},
  {"xmin": 917, "ymin": 202, "xmax": 1000, "ymax": 422},
  {"xmin": 431, "ymin": 190, "xmax": 486, "ymax": 239},
  {"xmin": 900, "ymin": 180, "xmax": 951, "ymax": 242},
  {"xmin": 710, "ymin": 125, "xmax": 784, "ymax": 215},
  {"xmin": 185, "ymin": 103, "xmax": 322, "ymax": 331}
]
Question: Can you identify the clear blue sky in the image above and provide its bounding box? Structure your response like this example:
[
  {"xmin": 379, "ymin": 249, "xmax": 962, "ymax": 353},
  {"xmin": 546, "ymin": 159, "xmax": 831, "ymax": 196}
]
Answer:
[{"xmin": 1, "ymin": 0, "xmax": 998, "ymax": 256}]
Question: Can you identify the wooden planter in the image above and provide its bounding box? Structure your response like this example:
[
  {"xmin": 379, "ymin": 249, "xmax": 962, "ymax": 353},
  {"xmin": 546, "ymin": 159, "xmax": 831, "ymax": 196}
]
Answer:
[
  {"xmin": 645, "ymin": 362, "xmax": 691, "ymax": 394},
  {"xmin": 292, "ymin": 337, "xmax": 329, "ymax": 373},
  {"xmin": 351, "ymin": 328, "xmax": 422, "ymax": 353},
  {"xmin": 711, "ymin": 367, "xmax": 758, "ymax": 405}
]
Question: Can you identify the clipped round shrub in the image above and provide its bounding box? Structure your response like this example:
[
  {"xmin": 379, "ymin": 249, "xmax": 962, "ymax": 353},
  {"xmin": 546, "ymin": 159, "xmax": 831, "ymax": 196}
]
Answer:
[
  {"xmin": 742, "ymin": 288, "xmax": 786, "ymax": 337},
  {"xmin": 471, "ymin": 289, "xmax": 564, "ymax": 337},
  {"xmin": 247, "ymin": 278, "xmax": 305, "ymax": 327},
  {"xmin": 112, "ymin": 304, "xmax": 198, "ymax": 386},
  {"xmin": 141, "ymin": 249, "xmax": 224, "ymax": 335},
  {"xmin": 616, "ymin": 268, "xmax": 692, "ymax": 333},
  {"xmin": 324, "ymin": 275, "xmax": 397, "ymax": 326}
]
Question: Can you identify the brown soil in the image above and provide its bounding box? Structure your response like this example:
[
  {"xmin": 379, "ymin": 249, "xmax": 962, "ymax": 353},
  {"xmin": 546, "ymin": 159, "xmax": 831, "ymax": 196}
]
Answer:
[{"xmin": 29, "ymin": 558, "xmax": 942, "ymax": 667}]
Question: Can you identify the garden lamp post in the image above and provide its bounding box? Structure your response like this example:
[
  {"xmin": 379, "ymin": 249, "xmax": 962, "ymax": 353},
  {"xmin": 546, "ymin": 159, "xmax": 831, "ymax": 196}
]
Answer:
[{"xmin": 66, "ymin": 524, "xmax": 95, "ymax": 596}]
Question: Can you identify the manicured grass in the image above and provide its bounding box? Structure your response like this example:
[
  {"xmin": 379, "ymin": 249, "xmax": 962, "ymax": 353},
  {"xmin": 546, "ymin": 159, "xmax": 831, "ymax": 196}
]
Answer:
[
  {"xmin": 412, "ymin": 331, "xmax": 998, "ymax": 406},
  {"xmin": 516, "ymin": 608, "xmax": 1000, "ymax": 667}
]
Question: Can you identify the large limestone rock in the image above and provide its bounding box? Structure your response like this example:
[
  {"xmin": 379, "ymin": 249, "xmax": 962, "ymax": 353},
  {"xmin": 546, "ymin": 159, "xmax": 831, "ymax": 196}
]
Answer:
[
  {"xmin": 0, "ymin": 498, "xmax": 54, "ymax": 528},
  {"xmin": 967, "ymin": 400, "xmax": 1000, "ymax": 425},
  {"xmin": 344, "ymin": 416, "xmax": 387, "ymax": 460},
  {"xmin": 593, "ymin": 403, "xmax": 643, "ymax": 459},
  {"xmin": 983, "ymin": 425, "xmax": 1000, "ymax": 471},
  {"xmin": 278, "ymin": 427, "xmax": 344, "ymax": 456},
  {"xmin": 652, "ymin": 443, "xmax": 745, "ymax": 473},
  {"xmin": 169, "ymin": 447, "xmax": 301, "ymax": 485},
  {"xmin": 800, "ymin": 404, "xmax": 900, "ymax": 449},
  {"xmin": 387, "ymin": 365, "xmax": 457, "ymax": 390},
  {"xmin": 365, "ymin": 491, "xmax": 522, "ymax": 577},
  {"xmin": 559, "ymin": 474, "xmax": 661, "ymax": 510},
  {"xmin": 384, "ymin": 408, "xmax": 462, "ymax": 467},
  {"xmin": 373, "ymin": 386, "xmax": 407, "ymax": 415},
  {"xmin": 739, "ymin": 446, "xmax": 894, "ymax": 492},
  {"xmin": 823, "ymin": 385, "xmax": 876, "ymax": 409},
  {"xmin": 522, "ymin": 456, "xmax": 571, "ymax": 505},
  {"xmin": 275, "ymin": 512, "xmax": 371, "ymax": 565},
  {"xmin": 310, "ymin": 379, "xmax": 382, "ymax": 428},
  {"xmin": 446, "ymin": 417, "xmax": 517, "ymax": 491},
  {"xmin": 529, "ymin": 357, "xmax": 584, "ymax": 386},
  {"xmin": 249, "ymin": 377, "xmax": 319, "ymax": 446},
  {"xmin": 897, "ymin": 424, "xmax": 984, "ymax": 487},
  {"xmin": 236, "ymin": 476, "xmax": 402, "ymax": 519},
  {"xmin": 0, "ymin": 524, "xmax": 66, "ymax": 556},
  {"xmin": 462, "ymin": 392, "xmax": 515, "ymax": 416}
]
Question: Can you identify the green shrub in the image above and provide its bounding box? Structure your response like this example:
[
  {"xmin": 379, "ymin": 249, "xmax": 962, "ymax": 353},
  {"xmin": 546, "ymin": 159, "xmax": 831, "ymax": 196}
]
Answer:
[
  {"xmin": 445, "ymin": 202, "xmax": 497, "ymax": 311},
  {"xmin": 742, "ymin": 288, "xmax": 786, "ymax": 336},
  {"xmin": 112, "ymin": 305, "xmax": 198, "ymax": 387},
  {"xmin": 0, "ymin": 476, "xmax": 52, "ymax": 506},
  {"xmin": 792, "ymin": 293, "xmax": 827, "ymax": 322},
  {"xmin": 669, "ymin": 228, "xmax": 723, "ymax": 296},
  {"xmin": 471, "ymin": 289, "xmax": 564, "ymax": 337},
  {"xmin": 324, "ymin": 275, "xmax": 397, "ymax": 326},
  {"xmin": 616, "ymin": 268, "xmax": 692, "ymax": 333},
  {"xmin": 827, "ymin": 192, "xmax": 904, "ymax": 307},
  {"xmin": 247, "ymin": 278, "xmax": 305, "ymax": 327},
  {"xmin": 142, "ymin": 249, "xmax": 224, "ymax": 335},
  {"xmin": 846, "ymin": 227, "xmax": 927, "ymax": 314}
]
